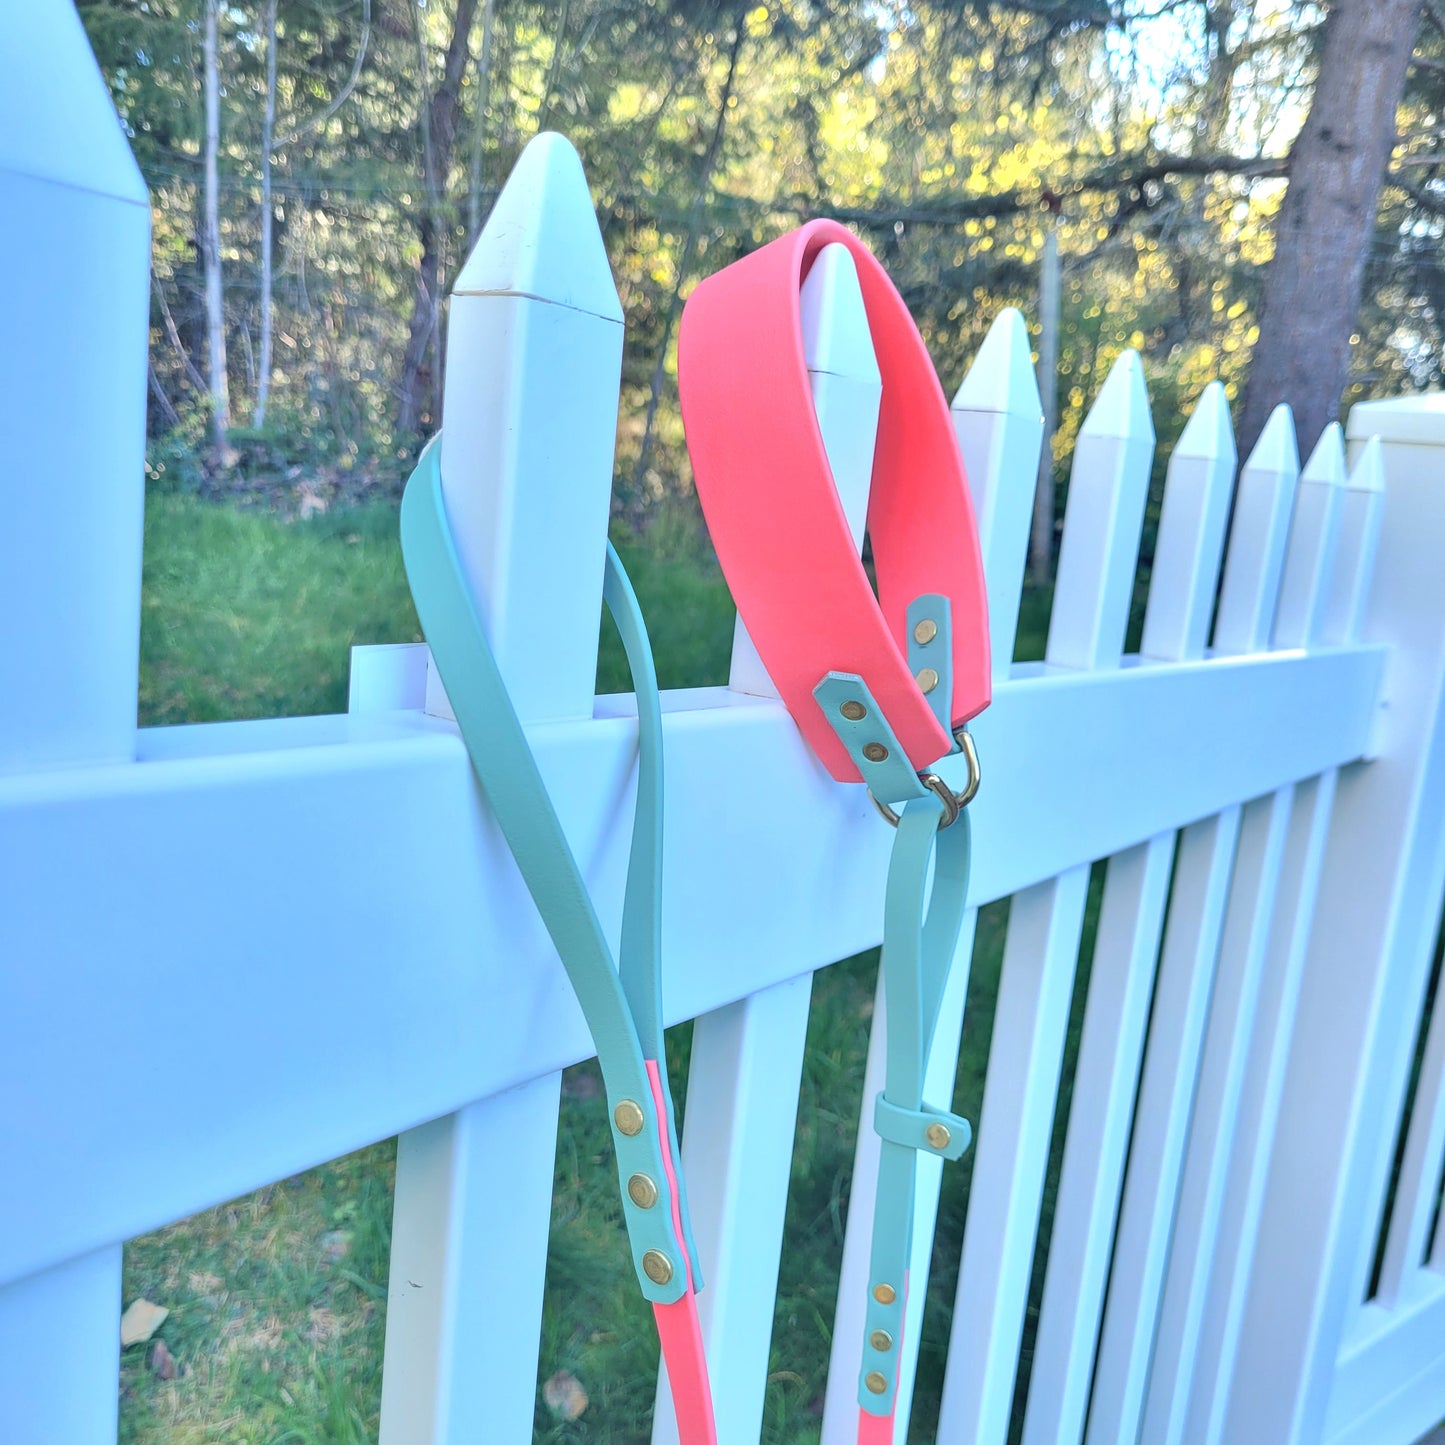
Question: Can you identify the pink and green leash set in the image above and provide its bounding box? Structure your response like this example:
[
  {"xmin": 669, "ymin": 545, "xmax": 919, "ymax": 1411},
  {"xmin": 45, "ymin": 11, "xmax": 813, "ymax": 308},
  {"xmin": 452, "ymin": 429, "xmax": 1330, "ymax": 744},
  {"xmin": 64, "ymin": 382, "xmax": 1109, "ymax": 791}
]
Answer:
[{"xmin": 401, "ymin": 219, "xmax": 990, "ymax": 1443}]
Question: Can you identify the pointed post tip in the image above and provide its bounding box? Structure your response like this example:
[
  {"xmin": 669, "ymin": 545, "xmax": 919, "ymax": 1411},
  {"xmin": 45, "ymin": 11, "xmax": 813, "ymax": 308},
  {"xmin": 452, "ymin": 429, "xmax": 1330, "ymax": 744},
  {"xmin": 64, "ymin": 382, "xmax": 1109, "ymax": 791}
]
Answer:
[
  {"xmin": 799, "ymin": 242, "xmax": 881, "ymax": 383},
  {"xmin": 1079, "ymin": 348, "xmax": 1154, "ymax": 442},
  {"xmin": 452, "ymin": 131, "xmax": 622, "ymax": 323},
  {"xmin": 1242, "ymin": 402, "xmax": 1299, "ymax": 477},
  {"xmin": 1348, "ymin": 434, "xmax": 1386, "ymax": 493},
  {"xmin": 1301, "ymin": 420, "xmax": 1347, "ymax": 487},
  {"xmin": 1174, "ymin": 379, "xmax": 1236, "ymax": 462},
  {"xmin": 952, "ymin": 307, "xmax": 1042, "ymax": 416}
]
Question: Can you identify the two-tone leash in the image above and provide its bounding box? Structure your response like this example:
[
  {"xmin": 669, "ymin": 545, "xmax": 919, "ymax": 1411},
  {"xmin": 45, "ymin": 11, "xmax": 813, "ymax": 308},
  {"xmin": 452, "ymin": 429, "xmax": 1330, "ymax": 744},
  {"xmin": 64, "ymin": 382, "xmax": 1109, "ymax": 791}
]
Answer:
[
  {"xmin": 399, "ymin": 441, "xmax": 716, "ymax": 1444},
  {"xmin": 678, "ymin": 219, "xmax": 991, "ymax": 1438}
]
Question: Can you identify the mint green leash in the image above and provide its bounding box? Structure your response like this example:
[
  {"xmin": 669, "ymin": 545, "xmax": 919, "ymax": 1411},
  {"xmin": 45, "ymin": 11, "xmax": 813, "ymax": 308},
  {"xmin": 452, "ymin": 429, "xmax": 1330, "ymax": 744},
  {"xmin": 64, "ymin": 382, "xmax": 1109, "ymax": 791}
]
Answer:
[
  {"xmin": 401, "ymin": 434, "xmax": 975, "ymax": 1421},
  {"xmin": 812, "ymin": 599, "xmax": 977, "ymax": 1418},
  {"xmin": 399, "ymin": 438, "xmax": 700, "ymax": 1305}
]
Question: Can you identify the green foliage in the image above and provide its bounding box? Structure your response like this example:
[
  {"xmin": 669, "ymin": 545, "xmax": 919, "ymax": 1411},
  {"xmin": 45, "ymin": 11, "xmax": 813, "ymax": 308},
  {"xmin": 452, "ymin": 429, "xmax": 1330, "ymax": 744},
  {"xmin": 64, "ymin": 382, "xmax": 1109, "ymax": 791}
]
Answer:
[
  {"xmin": 146, "ymin": 404, "xmax": 212, "ymax": 494},
  {"xmin": 138, "ymin": 495, "xmax": 419, "ymax": 725},
  {"xmin": 79, "ymin": 0, "xmax": 1445, "ymax": 539}
]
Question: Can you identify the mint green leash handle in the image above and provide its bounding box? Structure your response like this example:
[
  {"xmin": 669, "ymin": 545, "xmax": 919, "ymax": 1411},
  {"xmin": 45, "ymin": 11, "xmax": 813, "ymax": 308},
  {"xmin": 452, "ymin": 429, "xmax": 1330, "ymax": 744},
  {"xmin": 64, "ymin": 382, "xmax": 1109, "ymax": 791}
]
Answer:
[
  {"xmin": 399, "ymin": 438, "xmax": 699, "ymax": 1304},
  {"xmin": 815, "ymin": 596, "xmax": 976, "ymax": 1418}
]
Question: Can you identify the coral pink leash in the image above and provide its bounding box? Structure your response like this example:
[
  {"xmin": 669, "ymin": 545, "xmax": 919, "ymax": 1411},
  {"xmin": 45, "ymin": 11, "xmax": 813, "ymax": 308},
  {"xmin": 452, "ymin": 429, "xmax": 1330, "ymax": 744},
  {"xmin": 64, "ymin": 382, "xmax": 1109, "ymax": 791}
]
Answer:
[{"xmin": 679, "ymin": 220, "xmax": 991, "ymax": 1438}]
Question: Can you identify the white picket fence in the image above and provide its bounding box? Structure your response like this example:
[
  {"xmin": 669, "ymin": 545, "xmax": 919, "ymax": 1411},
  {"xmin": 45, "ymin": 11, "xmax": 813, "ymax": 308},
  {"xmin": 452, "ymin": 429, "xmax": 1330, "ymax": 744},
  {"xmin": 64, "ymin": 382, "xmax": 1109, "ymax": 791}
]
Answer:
[{"xmin": 5, "ymin": 6, "xmax": 1445, "ymax": 1444}]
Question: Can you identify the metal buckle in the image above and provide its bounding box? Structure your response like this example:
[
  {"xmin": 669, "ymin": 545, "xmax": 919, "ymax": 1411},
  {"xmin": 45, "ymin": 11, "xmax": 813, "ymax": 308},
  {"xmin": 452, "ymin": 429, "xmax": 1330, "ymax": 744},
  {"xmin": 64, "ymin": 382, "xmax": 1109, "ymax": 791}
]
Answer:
[{"xmin": 868, "ymin": 729, "xmax": 980, "ymax": 830}]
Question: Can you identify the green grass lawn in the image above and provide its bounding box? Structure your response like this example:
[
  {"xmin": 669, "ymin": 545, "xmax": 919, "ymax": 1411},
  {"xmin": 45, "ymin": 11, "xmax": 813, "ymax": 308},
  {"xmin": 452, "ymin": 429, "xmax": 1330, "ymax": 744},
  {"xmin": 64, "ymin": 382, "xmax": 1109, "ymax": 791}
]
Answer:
[{"xmin": 124, "ymin": 492, "xmax": 1071, "ymax": 1444}]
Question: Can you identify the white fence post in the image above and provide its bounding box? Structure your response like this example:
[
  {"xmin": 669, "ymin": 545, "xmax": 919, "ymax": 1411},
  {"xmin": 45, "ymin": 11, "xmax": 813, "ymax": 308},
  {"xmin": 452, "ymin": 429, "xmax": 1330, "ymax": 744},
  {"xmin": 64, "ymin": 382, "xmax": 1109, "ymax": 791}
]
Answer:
[
  {"xmin": 0, "ymin": 4, "xmax": 149, "ymax": 1441},
  {"xmin": 378, "ymin": 132, "xmax": 624, "ymax": 1445},
  {"xmin": 821, "ymin": 308, "xmax": 1043, "ymax": 1444},
  {"xmin": 938, "ymin": 350, "xmax": 1155, "ymax": 1445},
  {"xmin": 1226, "ymin": 397, "xmax": 1445, "ymax": 1445},
  {"xmin": 657, "ymin": 242, "xmax": 879, "ymax": 1444}
]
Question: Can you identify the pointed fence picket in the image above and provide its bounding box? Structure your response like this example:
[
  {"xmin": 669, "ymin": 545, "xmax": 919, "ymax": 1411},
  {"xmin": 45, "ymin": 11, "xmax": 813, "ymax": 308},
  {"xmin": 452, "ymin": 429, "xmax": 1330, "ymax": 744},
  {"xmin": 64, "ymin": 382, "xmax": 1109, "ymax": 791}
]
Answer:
[
  {"xmin": 822, "ymin": 305, "xmax": 1044, "ymax": 1445},
  {"xmin": 655, "ymin": 241, "xmax": 877, "ymax": 1445},
  {"xmin": 8, "ymin": 21, "xmax": 1445, "ymax": 1445}
]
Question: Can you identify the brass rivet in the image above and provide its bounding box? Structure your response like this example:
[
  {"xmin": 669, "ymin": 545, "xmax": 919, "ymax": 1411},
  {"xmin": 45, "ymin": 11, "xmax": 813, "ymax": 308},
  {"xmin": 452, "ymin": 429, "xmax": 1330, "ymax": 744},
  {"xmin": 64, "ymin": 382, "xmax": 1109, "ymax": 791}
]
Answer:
[
  {"xmin": 870, "ymin": 1329, "xmax": 894, "ymax": 1353},
  {"xmin": 627, "ymin": 1173, "xmax": 659, "ymax": 1209},
  {"xmin": 916, "ymin": 667, "xmax": 940, "ymax": 694},
  {"xmin": 872, "ymin": 1283, "xmax": 896, "ymax": 1305},
  {"xmin": 913, "ymin": 618, "xmax": 938, "ymax": 645},
  {"xmin": 864, "ymin": 1371, "xmax": 888, "ymax": 1395},
  {"xmin": 642, "ymin": 1249, "xmax": 674, "ymax": 1285},
  {"xmin": 862, "ymin": 742, "xmax": 889, "ymax": 764},
  {"xmin": 840, "ymin": 700, "xmax": 867, "ymax": 722},
  {"xmin": 925, "ymin": 1122, "xmax": 951, "ymax": 1151},
  {"xmin": 614, "ymin": 1100, "xmax": 645, "ymax": 1137}
]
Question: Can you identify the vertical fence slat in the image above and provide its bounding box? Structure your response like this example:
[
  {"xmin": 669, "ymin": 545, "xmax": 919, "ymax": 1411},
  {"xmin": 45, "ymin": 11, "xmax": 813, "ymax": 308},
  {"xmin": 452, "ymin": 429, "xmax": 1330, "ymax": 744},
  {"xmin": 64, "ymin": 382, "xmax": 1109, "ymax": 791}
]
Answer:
[
  {"xmin": 936, "ymin": 868, "xmax": 1091, "ymax": 1443},
  {"xmin": 697, "ymin": 243, "xmax": 877, "ymax": 1443},
  {"xmin": 1085, "ymin": 807, "xmax": 1241, "ymax": 1445},
  {"xmin": 0, "ymin": 9, "xmax": 149, "ymax": 1441},
  {"xmin": 1271, "ymin": 423, "xmax": 1347, "ymax": 653},
  {"xmin": 1185, "ymin": 767, "xmax": 1338, "ymax": 1445},
  {"xmin": 938, "ymin": 350, "xmax": 1154, "ymax": 1445},
  {"xmin": 1322, "ymin": 437, "xmax": 1386, "ymax": 651},
  {"xmin": 951, "ymin": 308, "xmax": 1046, "ymax": 674},
  {"xmin": 823, "ymin": 308, "xmax": 1045, "ymax": 1444},
  {"xmin": 1211, "ymin": 403, "xmax": 1299, "ymax": 657},
  {"xmin": 1024, "ymin": 382, "xmax": 1234, "ymax": 1445},
  {"xmin": 653, "ymin": 976, "xmax": 814, "ymax": 1445},
  {"xmin": 379, "ymin": 132, "xmax": 624, "ymax": 1444},
  {"xmin": 1021, "ymin": 839, "xmax": 1173, "ymax": 1445},
  {"xmin": 874, "ymin": 308, "xmax": 1047, "ymax": 1442},
  {"xmin": 1140, "ymin": 381, "xmax": 1238, "ymax": 663},
  {"xmin": 381, "ymin": 1081, "xmax": 563, "ymax": 1444},
  {"xmin": 0, "ymin": 2, "xmax": 148, "ymax": 777},
  {"xmin": 1044, "ymin": 350, "xmax": 1156, "ymax": 672},
  {"xmin": 1140, "ymin": 787, "xmax": 1294, "ymax": 1445},
  {"xmin": 0, "ymin": 1249, "xmax": 122, "ymax": 1445}
]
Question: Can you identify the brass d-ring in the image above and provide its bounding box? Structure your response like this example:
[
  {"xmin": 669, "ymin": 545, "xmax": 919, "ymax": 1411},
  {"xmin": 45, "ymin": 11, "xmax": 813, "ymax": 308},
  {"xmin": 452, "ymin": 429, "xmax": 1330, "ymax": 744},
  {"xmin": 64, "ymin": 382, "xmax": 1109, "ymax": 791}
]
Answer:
[
  {"xmin": 952, "ymin": 728, "xmax": 981, "ymax": 809},
  {"xmin": 868, "ymin": 729, "xmax": 980, "ymax": 830}
]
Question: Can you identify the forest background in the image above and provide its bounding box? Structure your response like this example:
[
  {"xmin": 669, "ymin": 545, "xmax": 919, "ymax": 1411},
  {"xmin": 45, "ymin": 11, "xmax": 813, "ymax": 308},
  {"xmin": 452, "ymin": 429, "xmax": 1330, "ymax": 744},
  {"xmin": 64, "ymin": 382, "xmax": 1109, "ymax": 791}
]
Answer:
[{"xmin": 77, "ymin": 0, "xmax": 1445, "ymax": 565}]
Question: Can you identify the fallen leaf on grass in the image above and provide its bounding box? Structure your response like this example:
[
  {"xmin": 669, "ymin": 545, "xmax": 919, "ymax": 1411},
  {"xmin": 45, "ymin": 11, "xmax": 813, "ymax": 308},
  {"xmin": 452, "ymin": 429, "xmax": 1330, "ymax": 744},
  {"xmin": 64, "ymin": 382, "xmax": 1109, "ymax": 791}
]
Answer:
[
  {"xmin": 149, "ymin": 1340, "xmax": 179, "ymax": 1380},
  {"xmin": 320, "ymin": 1229, "xmax": 352, "ymax": 1261},
  {"xmin": 120, "ymin": 1299, "xmax": 169, "ymax": 1347},
  {"xmin": 543, "ymin": 1369, "xmax": 589, "ymax": 1420}
]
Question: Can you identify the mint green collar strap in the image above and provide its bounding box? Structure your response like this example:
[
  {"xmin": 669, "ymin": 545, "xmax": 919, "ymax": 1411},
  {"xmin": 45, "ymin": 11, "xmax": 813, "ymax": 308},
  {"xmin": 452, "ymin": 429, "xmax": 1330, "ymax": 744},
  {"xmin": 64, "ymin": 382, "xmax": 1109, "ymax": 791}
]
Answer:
[{"xmin": 399, "ymin": 438, "xmax": 699, "ymax": 1304}]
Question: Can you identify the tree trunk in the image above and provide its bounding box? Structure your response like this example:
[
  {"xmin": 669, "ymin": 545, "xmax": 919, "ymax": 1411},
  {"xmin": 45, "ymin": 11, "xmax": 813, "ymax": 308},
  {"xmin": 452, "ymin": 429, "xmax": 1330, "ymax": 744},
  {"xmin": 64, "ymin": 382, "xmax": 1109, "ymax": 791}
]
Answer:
[
  {"xmin": 396, "ymin": 0, "xmax": 483, "ymax": 437},
  {"xmin": 255, "ymin": 0, "xmax": 278, "ymax": 429},
  {"xmin": 1030, "ymin": 221, "xmax": 1060, "ymax": 583},
  {"xmin": 633, "ymin": 20, "xmax": 747, "ymax": 492},
  {"xmin": 1238, "ymin": 0, "xmax": 1419, "ymax": 456},
  {"xmin": 201, "ymin": 0, "xmax": 232, "ymax": 458},
  {"xmin": 466, "ymin": 0, "xmax": 498, "ymax": 247}
]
